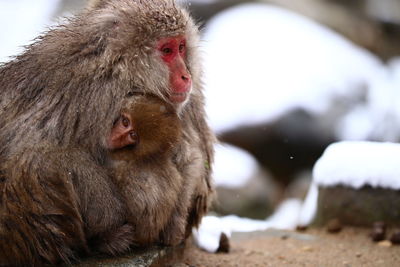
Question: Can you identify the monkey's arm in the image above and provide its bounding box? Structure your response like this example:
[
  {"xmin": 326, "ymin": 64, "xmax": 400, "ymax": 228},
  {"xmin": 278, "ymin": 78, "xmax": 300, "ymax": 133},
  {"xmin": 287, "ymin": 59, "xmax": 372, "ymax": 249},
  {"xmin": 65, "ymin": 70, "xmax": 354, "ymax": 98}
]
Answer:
[
  {"xmin": 0, "ymin": 148, "xmax": 87, "ymax": 266},
  {"xmin": 46, "ymin": 148, "xmax": 136, "ymax": 256},
  {"xmin": 0, "ymin": 146, "xmax": 134, "ymax": 265},
  {"xmin": 185, "ymin": 103, "xmax": 216, "ymax": 230}
]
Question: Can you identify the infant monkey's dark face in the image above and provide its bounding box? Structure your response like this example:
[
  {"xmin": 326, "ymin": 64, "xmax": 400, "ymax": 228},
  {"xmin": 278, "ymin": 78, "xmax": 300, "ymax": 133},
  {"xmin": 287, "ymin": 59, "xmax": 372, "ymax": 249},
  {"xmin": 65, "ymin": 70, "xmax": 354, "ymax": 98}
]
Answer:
[{"xmin": 111, "ymin": 95, "xmax": 182, "ymax": 159}]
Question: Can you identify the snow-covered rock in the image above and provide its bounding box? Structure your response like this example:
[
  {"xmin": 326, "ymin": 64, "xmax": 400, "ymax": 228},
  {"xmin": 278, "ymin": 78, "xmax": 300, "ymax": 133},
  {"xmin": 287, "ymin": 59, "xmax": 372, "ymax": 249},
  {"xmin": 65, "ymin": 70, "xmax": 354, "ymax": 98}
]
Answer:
[
  {"xmin": 212, "ymin": 143, "xmax": 282, "ymax": 218},
  {"xmin": 202, "ymin": 3, "xmax": 383, "ymax": 133},
  {"xmin": 213, "ymin": 143, "xmax": 258, "ymax": 188},
  {"xmin": 336, "ymin": 58, "xmax": 400, "ymax": 142},
  {"xmin": 201, "ymin": 2, "xmax": 400, "ymax": 186},
  {"xmin": 302, "ymin": 141, "xmax": 400, "ymax": 226},
  {"xmin": 313, "ymin": 141, "xmax": 400, "ymax": 189},
  {"xmin": 219, "ymin": 108, "xmax": 336, "ymax": 184}
]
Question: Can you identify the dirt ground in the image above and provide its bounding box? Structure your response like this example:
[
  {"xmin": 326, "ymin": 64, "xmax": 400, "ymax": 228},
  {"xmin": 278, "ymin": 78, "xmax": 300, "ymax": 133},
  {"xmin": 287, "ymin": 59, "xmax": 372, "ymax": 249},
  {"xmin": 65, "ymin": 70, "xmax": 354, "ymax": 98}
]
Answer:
[{"xmin": 179, "ymin": 227, "xmax": 400, "ymax": 267}]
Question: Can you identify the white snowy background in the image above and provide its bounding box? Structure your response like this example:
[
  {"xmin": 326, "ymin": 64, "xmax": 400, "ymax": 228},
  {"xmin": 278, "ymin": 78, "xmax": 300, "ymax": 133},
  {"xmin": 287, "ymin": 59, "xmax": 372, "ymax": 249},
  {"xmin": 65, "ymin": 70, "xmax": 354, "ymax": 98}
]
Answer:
[
  {"xmin": 1, "ymin": 0, "xmax": 399, "ymax": 253},
  {"xmin": 198, "ymin": 3, "xmax": 400, "ymax": 252},
  {"xmin": 0, "ymin": 0, "xmax": 61, "ymax": 62}
]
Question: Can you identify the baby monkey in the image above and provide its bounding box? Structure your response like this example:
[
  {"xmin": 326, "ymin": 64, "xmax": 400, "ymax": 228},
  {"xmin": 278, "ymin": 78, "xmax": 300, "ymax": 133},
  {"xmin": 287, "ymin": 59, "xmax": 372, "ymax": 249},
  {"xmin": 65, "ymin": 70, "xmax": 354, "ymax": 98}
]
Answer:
[{"xmin": 108, "ymin": 95, "xmax": 190, "ymax": 246}]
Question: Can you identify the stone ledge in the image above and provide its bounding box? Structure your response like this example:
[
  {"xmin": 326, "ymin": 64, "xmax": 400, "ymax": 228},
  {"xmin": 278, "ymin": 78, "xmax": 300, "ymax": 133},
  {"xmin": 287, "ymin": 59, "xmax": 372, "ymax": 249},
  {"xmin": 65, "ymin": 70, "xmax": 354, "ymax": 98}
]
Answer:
[
  {"xmin": 313, "ymin": 185, "xmax": 400, "ymax": 226},
  {"xmin": 73, "ymin": 244, "xmax": 185, "ymax": 267}
]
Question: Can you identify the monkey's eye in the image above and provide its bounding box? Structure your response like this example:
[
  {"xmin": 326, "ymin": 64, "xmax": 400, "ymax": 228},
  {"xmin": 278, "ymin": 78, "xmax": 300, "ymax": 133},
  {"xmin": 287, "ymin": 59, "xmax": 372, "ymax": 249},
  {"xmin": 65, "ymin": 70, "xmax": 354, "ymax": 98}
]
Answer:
[
  {"xmin": 130, "ymin": 131, "xmax": 138, "ymax": 139},
  {"xmin": 121, "ymin": 116, "xmax": 129, "ymax": 128},
  {"xmin": 161, "ymin": 47, "xmax": 173, "ymax": 55},
  {"xmin": 179, "ymin": 42, "xmax": 186, "ymax": 53}
]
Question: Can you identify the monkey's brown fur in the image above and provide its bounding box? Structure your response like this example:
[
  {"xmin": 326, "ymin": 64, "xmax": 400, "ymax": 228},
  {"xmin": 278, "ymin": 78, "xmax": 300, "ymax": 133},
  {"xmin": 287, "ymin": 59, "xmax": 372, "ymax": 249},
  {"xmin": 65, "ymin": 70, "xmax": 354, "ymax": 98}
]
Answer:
[
  {"xmin": 110, "ymin": 95, "xmax": 190, "ymax": 246},
  {"xmin": 0, "ymin": 0, "xmax": 214, "ymax": 265}
]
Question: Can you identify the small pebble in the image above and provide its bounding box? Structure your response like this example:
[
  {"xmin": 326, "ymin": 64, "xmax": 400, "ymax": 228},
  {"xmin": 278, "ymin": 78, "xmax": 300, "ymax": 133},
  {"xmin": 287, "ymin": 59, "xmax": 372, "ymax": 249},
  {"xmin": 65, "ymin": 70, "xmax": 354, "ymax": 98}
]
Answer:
[
  {"xmin": 296, "ymin": 225, "xmax": 308, "ymax": 232},
  {"xmin": 326, "ymin": 218, "xmax": 342, "ymax": 233},
  {"xmin": 390, "ymin": 228, "xmax": 400, "ymax": 244},
  {"xmin": 370, "ymin": 221, "xmax": 386, "ymax": 242},
  {"xmin": 217, "ymin": 232, "xmax": 230, "ymax": 253},
  {"xmin": 377, "ymin": 240, "xmax": 392, "ymax": 247},
  {"xmin": 280, "ymin": 234, "xmax": 289, "ymax": 240},
  {"xmin": 370, "ymin": 228, "xmax": 385, "ymax": 242},
  {"xmin": 301, "ymin": 246, "xmax": 313, "ymax": 252}
]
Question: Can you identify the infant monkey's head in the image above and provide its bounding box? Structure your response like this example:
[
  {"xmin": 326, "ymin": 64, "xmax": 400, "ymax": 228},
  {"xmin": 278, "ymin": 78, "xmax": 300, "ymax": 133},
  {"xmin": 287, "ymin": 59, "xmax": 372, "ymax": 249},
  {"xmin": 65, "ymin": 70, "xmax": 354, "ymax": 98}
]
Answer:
[{"xmin": 111, "ymin": 95, "xmax": 182, "ymax": 161}]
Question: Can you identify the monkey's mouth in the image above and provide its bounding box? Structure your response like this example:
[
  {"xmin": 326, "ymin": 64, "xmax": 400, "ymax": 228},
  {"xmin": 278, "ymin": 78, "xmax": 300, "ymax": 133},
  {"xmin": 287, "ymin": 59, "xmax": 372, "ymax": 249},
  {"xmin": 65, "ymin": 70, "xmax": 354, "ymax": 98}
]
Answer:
[{"xmin": 169, "ymin": 92, "xmax": 188, "ymax": 103}]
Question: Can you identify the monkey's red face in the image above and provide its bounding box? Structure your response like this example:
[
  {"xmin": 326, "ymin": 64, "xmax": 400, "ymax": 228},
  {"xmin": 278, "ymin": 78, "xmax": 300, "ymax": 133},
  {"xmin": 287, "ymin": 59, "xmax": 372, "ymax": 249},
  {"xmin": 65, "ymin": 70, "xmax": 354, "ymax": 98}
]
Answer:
[
  {"xmin": 157, "ymin": 36, "xmax": 192, "ymax": 103},
  {"xmin": 108, "ymin": 36, "xmax": 192, "ymax": 150}
]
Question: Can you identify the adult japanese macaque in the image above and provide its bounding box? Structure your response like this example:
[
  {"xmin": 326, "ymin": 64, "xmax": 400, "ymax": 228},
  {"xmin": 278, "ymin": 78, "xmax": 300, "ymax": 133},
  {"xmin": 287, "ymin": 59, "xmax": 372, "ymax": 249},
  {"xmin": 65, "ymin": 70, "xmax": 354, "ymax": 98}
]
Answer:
[{"xmin": 0, "ymin": 0, "xmax": 214, "ymax": 265}]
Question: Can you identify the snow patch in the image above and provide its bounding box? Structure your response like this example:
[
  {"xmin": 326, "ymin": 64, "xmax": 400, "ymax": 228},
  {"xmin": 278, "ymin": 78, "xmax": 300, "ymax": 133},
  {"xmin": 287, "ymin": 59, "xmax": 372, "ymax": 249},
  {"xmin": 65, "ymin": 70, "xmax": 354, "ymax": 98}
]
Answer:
[
  {"xmin": 0, "ymin": 0, "xmax": 61, "ymax": 63},
  {"xmin": 336, "ymin": 58, "xmax": 400, "ymax": 142},
  {"xmin": 313, "ymin": 141, "xmax": 400, "ymax": 189},
  {"xmin": 213, "ymin": 143, "xmax": 258, "ymax": 188},
  {"xmin": 194, "ymin": 198, "xmax": 302, "ymax": 252},
  {"xmin": 298, "ymin": 182, "xmax": 319, "ymax": 226},
  {"xmin": 202, "ymin": 3, "xmax": 382, "ymax": 133}
]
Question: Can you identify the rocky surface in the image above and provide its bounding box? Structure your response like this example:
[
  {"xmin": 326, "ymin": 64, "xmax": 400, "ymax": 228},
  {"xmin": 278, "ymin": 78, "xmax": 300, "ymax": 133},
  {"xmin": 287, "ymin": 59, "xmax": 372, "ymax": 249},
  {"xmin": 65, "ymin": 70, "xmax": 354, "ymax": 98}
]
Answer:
[
  {"xmin": 71, "ymin": 227, "xmax": 400, "ymax": 267},
  {"xmin": 283, "ymin": 171, "xmax": 312, "ymax": 200},
  {"xmin": 182, "ymin": 227, "xmax": 400, "ymax": 266},
  {"xmin": 73, "ymin": 245, "xmax": 184, "ymax": 267},
  {"xmin": 313, "ymin": 185, "xmax": 400, "ymax": 227},
  {"xmin": 212, "ymin": 168, "xmax": 281, "ymax": 219},
  {"xmin": 220, "ymin": 108, "xmax": 336, "ymax": 185}
]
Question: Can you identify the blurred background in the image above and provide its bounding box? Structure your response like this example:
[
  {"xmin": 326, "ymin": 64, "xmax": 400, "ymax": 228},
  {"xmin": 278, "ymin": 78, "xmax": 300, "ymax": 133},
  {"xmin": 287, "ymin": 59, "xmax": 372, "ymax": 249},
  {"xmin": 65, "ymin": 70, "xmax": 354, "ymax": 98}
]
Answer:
[{"xmin": 1, "ymin": 0, "xmax": 400, "ymax": 220}]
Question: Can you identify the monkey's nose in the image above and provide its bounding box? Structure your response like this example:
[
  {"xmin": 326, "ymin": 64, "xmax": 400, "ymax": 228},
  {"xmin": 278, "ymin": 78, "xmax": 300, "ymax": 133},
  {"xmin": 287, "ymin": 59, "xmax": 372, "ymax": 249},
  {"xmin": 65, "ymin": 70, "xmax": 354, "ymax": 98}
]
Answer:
[{"xmin": 182, "ymin": 74, "xmax": 191, "ymax": 83}]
